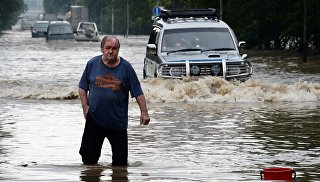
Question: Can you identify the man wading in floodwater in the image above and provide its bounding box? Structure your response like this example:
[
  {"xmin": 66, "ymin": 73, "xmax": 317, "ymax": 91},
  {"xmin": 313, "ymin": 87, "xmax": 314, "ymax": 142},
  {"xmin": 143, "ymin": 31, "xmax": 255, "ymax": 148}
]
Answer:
[{"xmin": 78, "ymin": 35, "xmax": 150, "ymax": 166}]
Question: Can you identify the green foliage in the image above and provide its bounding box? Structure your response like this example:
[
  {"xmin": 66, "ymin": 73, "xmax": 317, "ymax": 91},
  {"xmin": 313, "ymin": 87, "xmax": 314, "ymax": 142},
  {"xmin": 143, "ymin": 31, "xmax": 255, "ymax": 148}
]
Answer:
[
  {"xmin": 44, "ymin": 0, "xmax": 320, "ymax": 51},
  {"xmin": 0, "ymin": 0, "xmax": 24, "ymax": 32},
  {"xmin": 43, "ymin": 0, "xmax": 71, "ymax": 14}
]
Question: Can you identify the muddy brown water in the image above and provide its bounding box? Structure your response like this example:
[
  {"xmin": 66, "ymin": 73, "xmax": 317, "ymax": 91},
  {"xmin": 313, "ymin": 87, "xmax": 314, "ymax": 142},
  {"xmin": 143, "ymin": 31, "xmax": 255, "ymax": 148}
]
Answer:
[{"xmin": 0, "ymin": 29, "xmax": 319, "ymax": 181}]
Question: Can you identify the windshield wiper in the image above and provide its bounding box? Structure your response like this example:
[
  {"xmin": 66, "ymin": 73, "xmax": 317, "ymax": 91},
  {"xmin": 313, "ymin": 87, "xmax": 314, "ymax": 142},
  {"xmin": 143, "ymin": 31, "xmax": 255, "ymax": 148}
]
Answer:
[
  {"xmin": 167, "ymin": 48, "xmax": 203, "ymax": 54},
  {"xmin": 201, "ymin": 48, "xmax": 235, "ymax": 52}
]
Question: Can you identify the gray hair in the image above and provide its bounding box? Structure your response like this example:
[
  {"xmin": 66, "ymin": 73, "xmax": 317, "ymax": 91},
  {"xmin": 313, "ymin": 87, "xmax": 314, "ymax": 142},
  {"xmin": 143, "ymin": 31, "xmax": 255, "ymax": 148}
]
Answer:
[{"xmin": 100, "ymin": 35, "xmax": 120, "ymax": 49}]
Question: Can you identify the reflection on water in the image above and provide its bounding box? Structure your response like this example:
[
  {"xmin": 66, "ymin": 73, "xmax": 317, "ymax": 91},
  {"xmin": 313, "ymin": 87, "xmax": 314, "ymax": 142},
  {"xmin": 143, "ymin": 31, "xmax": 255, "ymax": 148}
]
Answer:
[
  {"xmin": 0, "ymin": 30, "xmax": 319, "ymax": 181},
  {"xmin": 79, "ymin": 165, "xmax": 129, "ymax": 182},
  {"xmin": 80, "ymin": 167, "xmax": 105, "ymax": 182}
]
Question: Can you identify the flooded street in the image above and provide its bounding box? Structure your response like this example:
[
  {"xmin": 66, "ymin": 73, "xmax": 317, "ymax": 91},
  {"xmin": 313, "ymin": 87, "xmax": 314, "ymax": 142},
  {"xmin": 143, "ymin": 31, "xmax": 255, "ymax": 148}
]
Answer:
[{"xmin": 0, "ymin": 30, "xmax": 320, "ymax": 181}]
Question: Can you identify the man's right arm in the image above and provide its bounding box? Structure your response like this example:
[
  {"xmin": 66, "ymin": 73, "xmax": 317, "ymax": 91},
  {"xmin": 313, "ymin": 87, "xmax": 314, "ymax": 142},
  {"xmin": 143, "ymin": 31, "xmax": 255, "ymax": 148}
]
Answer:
[{"xmin": 79, "ymin": 88, "xmax": 89, "ymax": 119}]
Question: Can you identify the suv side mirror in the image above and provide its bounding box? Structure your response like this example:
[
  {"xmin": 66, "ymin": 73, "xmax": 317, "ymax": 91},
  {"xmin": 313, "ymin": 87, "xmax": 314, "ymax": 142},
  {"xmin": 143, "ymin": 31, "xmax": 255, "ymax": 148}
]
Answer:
[
  {"xmin": 146, "ymin": 44, "xmax": 157, "ymax": 55},
  {"xmin": 239, "ymin": 41, "xmax": 246, "ymax": 54},
  {"xmin": 239, "ymin": 41, "xmax": 246, "ymax": 49}
]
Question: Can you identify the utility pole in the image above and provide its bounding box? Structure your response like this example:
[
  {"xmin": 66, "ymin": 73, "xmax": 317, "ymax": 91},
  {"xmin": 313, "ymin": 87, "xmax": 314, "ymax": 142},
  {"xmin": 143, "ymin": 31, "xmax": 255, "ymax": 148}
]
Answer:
[
  {"xmin": 100, "ymin": 0, "xmax": 103, "ymax": 33},
  {"xmin": 112, "ymin": 0, "xmax": 114, "ymax": 34},
  {"xmin": 125, "ymin": 0, "xmax": 129, "ymax": 37},
  {"xmin": 303, "ymin": 0, "xmax": 308, "ymax": 63},
  {"xmin": 220, "ymin": 0, "xmax": 223, "ymax": 20}
]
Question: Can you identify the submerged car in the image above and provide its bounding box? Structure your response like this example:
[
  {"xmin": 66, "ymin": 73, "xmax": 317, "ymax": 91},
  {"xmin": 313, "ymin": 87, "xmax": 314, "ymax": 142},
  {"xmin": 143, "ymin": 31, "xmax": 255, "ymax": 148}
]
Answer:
[
  {"xmin": 75, "ymin": 22, "xmax": 99, "ymax": 42},
  {"xmin": 143, "ymin": 8, "xmax": 253, "ymax": 81},
  {"xmin": 46, "ymin": 20, "xmax": 75, "ymax": 42},
  {"xmin": 31, "ymin": 21, "xmax": 49, "ymax": 38}
]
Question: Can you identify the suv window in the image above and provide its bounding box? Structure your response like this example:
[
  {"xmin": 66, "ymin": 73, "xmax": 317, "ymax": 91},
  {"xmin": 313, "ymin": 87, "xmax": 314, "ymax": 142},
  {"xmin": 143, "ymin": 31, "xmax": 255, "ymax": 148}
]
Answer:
[
  {"xmin": 161, "ymin": 28, "xmax": 236, "ymax": 52},
  {"xmin": 34, "ymin": 22, "xmax": 49, "ymax": 28},
  {"xmin": 79, "ymin": 23, "xmax": 95, "ymax": 30},
  {"xmin": 48, "ymin": 25, "xmax": 73, "ymax": 35}
]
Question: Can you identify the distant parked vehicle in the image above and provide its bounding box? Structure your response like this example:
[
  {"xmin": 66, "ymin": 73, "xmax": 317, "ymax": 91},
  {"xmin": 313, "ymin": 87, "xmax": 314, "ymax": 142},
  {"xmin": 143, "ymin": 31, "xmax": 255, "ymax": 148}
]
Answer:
[
  {"xmin": 21, "ymin": 18, "xmax": 34, "ymax": 30},
  {"xmin": 46, "ymin": 20, "xmax": 75, "ymax": 42},
  {"xmin": 75, "ymin": 22, "xmax": 99, "ymax": 42},
  {"xmin": 31, "ymin": 21, "xmax": 49, "ymax": 38}
]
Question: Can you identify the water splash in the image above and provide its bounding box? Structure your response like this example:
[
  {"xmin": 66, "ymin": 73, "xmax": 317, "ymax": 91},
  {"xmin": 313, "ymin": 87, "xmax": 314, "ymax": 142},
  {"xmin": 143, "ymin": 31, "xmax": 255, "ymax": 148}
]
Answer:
[
  {"xmin": 1, "ymin": 77, "xmax": 319, "ymax": 102},
  {"xmin": 141, "ymin": 77, "xmax": 320, "ymax": 103}
]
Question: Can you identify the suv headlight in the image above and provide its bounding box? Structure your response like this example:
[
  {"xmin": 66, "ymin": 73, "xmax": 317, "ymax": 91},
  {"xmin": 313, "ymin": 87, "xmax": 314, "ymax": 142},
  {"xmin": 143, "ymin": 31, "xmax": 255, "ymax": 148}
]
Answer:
[
  {"xmin": 211, "ymin": 65, "xmax": 221, "ymax": 76},
  {"xmin": 190, "ymin": 65, "xmax": 200, "ymax": 76}
]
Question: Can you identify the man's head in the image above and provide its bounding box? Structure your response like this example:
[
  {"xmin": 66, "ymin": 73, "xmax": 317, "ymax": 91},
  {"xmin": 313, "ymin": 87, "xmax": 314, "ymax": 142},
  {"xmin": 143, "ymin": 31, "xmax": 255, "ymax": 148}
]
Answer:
[
  {"xmin": 100, "ymin": 36, "xmax": 120, "ymax": 64},
  {"xmin": 100, "ymin": 35, "xmax": 120, "ymax": 49}
]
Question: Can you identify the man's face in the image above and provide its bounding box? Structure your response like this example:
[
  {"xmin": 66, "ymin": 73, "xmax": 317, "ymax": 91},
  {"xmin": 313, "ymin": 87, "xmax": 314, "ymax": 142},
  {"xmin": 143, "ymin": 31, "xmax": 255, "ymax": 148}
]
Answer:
[{"xmin": 101, "ymin": 38, "xmax": 119, "ymax": 62}]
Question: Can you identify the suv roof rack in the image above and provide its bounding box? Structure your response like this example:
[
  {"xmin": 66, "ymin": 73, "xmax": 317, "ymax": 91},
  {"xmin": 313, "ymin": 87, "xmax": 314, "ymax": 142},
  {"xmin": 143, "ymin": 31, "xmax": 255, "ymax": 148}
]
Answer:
[{"xmin": 159, "ymin": 8, "xmax": 218, "ymax": 20}]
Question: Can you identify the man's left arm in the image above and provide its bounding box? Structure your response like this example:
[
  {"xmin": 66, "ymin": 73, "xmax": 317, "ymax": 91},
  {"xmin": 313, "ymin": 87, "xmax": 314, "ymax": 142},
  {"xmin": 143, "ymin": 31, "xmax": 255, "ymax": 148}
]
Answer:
[{"xmin": 135, "ymin": 94, "xmax": 150, "ymax": 125}]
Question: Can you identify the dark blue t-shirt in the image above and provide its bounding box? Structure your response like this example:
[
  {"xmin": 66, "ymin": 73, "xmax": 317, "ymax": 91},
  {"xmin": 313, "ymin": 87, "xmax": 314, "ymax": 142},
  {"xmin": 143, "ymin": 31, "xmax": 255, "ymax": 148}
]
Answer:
[{"xmin": 79, "ymin": 55, "xmax": 143, "ymax": 130}]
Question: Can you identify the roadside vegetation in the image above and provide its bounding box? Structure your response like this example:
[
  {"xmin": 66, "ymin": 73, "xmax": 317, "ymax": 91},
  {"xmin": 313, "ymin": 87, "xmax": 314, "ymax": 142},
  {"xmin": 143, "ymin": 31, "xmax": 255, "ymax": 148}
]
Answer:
[
  {"xmin": 42, "ymin": 0, "xmax": 320, "ymax": 53},
  {"xmin": 0, "ymin": 0, "xmax": 25, "ymax": 33},
  {"xmin": 1, "ymin": 0, "xmax": 319, "ymax": 60}
]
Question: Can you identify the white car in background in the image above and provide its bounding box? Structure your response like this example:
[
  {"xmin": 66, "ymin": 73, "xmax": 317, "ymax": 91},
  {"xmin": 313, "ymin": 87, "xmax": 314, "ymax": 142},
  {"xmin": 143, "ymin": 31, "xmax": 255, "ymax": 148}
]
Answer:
[{"xmin": 75, "ymin": 22, "xmax": 100, "ymax": 42}]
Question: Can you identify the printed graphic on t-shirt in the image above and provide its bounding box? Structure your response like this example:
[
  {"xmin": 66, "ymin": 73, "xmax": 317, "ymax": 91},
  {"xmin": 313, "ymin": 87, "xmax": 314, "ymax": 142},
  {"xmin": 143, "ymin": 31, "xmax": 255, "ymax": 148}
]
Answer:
[{"xmin": 95, "ymin": 74, "xmax": 121, "ymax": 91}]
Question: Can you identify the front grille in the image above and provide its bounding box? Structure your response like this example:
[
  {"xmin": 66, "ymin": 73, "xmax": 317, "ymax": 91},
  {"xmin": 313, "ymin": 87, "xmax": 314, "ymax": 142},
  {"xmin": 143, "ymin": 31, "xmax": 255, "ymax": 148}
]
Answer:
[
  {"xmin": 160, "ymin": 66, "xmax": 187, "ymax": 77},
  {"xmin": 199, "ymin": 65, "xmax": 211, "ymax": 75},
  {"xmin": 190, "ymin": 63, "xmax": 223, "ymax": 76},
  {"xmin": 226, "ymin": 63, "xmax": 250, "ymax": 76},
  {"xmin": 158, "ymin": 60, "xmax": 252, "ymax": 78}
]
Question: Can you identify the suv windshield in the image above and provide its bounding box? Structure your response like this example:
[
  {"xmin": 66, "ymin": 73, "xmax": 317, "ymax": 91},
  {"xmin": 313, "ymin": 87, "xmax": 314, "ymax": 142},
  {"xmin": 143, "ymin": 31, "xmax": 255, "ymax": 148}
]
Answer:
[{"xmin": 161, "ymin": 28, "xmax": 236, "ymax": 53}]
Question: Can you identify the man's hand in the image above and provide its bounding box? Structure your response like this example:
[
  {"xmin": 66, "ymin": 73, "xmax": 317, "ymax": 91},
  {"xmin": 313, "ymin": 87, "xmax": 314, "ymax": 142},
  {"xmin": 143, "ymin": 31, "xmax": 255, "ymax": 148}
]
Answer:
[
  {"xmin": 136, "ymin": 95, "xmax": 150, "ymax": 125},
  {"xmin": 140, "ymin": 111, "xmax": 150, "ymax": 125}
]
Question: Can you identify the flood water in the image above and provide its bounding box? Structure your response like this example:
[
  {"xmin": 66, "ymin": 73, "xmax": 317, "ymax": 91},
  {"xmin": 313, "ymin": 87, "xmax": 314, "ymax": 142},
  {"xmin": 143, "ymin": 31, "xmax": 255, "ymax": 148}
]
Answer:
[{"xmin": 0, "ymin": 29, "xmax": 319, "ymax": 182}]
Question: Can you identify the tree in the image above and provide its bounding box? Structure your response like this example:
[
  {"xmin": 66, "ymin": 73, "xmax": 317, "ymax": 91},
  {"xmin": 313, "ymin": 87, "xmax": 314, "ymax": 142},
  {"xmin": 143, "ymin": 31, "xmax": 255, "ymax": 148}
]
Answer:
[
  {"xmin": 43, "ymin": 0, "xmax": 320, "ymax": 51},
  {"xmin": 43, "ymin": 0, "xmax": 71, "ymax": 14},
  {"xmin": 0, "ymin": 0, "xmax": 24, "ymax": 32}
]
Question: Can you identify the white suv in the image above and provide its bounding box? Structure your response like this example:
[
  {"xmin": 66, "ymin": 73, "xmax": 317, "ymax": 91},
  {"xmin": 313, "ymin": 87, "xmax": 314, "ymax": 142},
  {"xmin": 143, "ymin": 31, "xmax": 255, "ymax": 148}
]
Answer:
[
  {"xmin": 75, "ymin": 22, "xmax": 99, "ymax": 42},
  {"xmin": 143, "ymin": 8, "xmax": 252, "ymax": 81}
]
